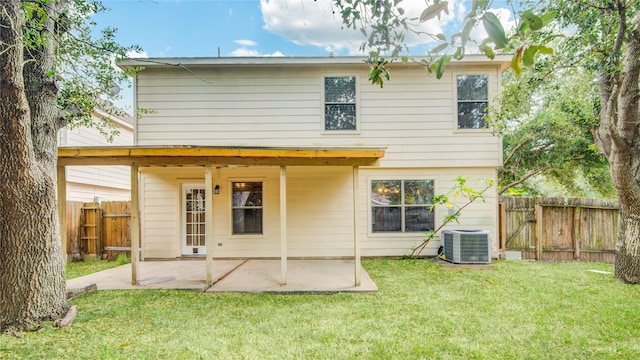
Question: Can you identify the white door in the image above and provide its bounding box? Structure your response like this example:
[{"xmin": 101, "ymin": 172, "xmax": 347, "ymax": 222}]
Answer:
[{"xmin": 182, "ymin": 184, "xmax": 207, "ymax": 255}]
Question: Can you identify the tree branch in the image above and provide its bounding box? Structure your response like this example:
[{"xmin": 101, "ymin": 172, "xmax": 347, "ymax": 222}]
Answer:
[
  {"xmin": 503, "ymin": 138, "xmax": 531, "ymax": 166},
  {"xmin": 617, "ymin": 11, "xmax": 640, "ymax": 145},
  {"xmin": 498, "ymin": 167, "xmax": 549, "ymax": 195}
]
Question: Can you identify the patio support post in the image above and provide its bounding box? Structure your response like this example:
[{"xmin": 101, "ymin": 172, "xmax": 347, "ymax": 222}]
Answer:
[
  {"xmin": 353, "ymin": 166, "xmax": 361, "ymax": 286},
  {"xmin": 131, "ymin": 164, "xmax": 140, "ymax": 285},
  {"xmin": 280, "ymin": 165, "xmax": 287, "ymax": 285},
  {"xmin": 56, "ymin": 165, "xmax": 67, "ymax": 263},
  {"xmin": 205, "ymin": 163, "xmax": 215, "ymax": 286}
]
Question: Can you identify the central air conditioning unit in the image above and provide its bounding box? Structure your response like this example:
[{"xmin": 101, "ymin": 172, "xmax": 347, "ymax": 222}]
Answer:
[{"xmin": 442, "ymin": 229, "xmax": 491, "ymax": 264}]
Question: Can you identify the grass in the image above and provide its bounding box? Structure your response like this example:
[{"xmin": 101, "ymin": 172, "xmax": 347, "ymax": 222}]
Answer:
[
  {"xmin": 65, "ymin": 254, "xmax": 129, "ymax": 280},
  {"xmin": 2, "ymin": 260, "xmax": 640, "ymax": 359}
]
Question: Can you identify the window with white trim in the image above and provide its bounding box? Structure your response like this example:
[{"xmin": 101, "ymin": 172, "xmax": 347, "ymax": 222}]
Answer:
[
  {"xmin": 457, "ymin": 74, "xmax": 488, "ymax": 129},
  {"xmin": 371, "ymin": 180, "xmax": 435, "ymax": 233},
  {"xmin": 324, "ymin": 76, "xmax": 357, "ymax": 131},
  {"xmin": 232, "ymin": 182, "xmax": 263, "ymax": 234}
]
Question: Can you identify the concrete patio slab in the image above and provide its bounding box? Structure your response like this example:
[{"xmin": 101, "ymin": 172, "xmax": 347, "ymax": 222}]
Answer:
[
  {"xmin": 208, "ymin": 259, "xmax": 378, "ymax": 293},
  {"xmin": 66, "ymin": 259, "xmax": 378, "ymax": 294},
  {"xmin": 66, "ymin": 259, "xmax": 244, "ymax": 292}
]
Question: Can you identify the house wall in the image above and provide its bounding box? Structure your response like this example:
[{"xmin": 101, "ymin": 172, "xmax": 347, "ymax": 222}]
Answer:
[
  {"xmin": 133, "ymin": 59, "xmax": 503, "ymax": 259},
  {"xmin": 134, "ymin": 63, "xmax": 503, "ymax": 168},
  {"xmin": 58, "ymin": 115, "xmax": 133, "ymax": 201},
  {"xmin": 139, "ymin": 165, "xmax": 497, "ymax": 259}
]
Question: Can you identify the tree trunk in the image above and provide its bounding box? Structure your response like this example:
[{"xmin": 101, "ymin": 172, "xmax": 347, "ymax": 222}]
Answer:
[
  {"xmin": 0, "ymin": 0, "xmax": 69, "ymax": 333},
  {"xmin": 595, "ymin": 12, "xmax": 640, "ymax": 284},
  {"xmin": 615, "ymin": 203, "xmax": 640, "ymax": 283}
]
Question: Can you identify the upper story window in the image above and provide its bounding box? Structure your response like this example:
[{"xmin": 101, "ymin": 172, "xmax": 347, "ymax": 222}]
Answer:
[
  {"xmin": 457, "ymin": 74, "xmax": 488, "ymax": 129},
  {"xmin": 232, "ymin": 182, "xmax": 263, "ymax": 235},
  {"xmin": 324, "ymin": 76, "xmax": 357, "ymax": 131}
]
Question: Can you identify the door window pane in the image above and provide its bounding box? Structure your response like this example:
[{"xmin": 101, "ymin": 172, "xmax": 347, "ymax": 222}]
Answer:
[{"xmin": 184, "ymin": 187, "xmax": 205, "ymax": 249}]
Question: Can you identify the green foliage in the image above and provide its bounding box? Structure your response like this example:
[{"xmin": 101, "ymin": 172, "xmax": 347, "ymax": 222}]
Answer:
[
  {"xmin": 487, "ymin": 56, "xmax": 616, "ymax": 198},
  {"xmin": 115, "ymin": 253, "xmax": 130, "ymax": 266},
  {"xmin": 21, "ymin": 0, "xmax": 141, "ymax": 133},
  {"xmin": 410, "ymin": 176, "xmax": 494, "ymax": 257},
  {"xmin": 335, "ymin": 0, "xmax": 557, "ymax": 85},
  {"xmin": 482, "ymin": 11, "xmax": 508, "ymax": 48}
]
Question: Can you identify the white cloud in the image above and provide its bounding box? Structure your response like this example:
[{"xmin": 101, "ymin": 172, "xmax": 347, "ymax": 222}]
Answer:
[
  {"xmin": 231, "ymin": 47, "xmax": 260, "ymax": 56},
  {"xmin": 231, "ymin": 47, "xmax": 285, "ymax": 57},
  {"xmin": 260, "ymin": 0, "xmax": 362, "ymax": 55},
  {"xmin": 234, "ymin": 39, "xmax": 258, "ymax": 46},
  {"xmin": 260, "ymin": 0, "xmax": 462, "ymax": 55},
  {"xmin": 126, "ymin": 50, "xmax": 148, "ymax": 58}
]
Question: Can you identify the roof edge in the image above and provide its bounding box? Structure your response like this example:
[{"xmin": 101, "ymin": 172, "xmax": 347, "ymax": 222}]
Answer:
[{"xmin": 118, "ymin": 54, "xmax": 512, "ymax": 70}]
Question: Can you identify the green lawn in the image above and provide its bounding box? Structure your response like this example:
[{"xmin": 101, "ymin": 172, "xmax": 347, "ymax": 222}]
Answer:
[
  {"xmin": 65, "ymin": 257, "xmax": 128, "ymax": 280},
  {"xmin": 2, "ymin": 260, "xmax": 639, "ymax": 359}
]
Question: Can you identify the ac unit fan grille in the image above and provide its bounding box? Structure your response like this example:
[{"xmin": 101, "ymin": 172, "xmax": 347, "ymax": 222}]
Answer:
[{"xmin": 442, "ymin": 230, "xmax": 491, "ymax": 264}]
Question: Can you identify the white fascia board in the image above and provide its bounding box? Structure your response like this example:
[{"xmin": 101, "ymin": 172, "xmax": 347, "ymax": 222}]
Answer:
[{"xmin": 118, "ymin": 54, "xmax": 512, "ymax": 71}]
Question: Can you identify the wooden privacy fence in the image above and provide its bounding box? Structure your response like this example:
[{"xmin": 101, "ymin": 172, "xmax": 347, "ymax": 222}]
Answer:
[
  {"xmin": 499, "ymin": 197, "xmax": 619, "ymax": 263},
  {"xmin": 66, "ymin": 201, "xmax": 131, "ymax": 261},
  {"xmin": 66, "ymin": 197, "xmax": 619, "ymax": 262}
]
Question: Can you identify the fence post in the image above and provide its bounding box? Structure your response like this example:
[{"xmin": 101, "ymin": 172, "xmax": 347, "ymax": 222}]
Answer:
[
  {"xmin": 573, "ymin": 206, "xmax": 581, "ymax": 260},
  {"xmin": 535, "ymin": 203, "xmax": 543, "ymax": 260},
  {"xmin": 499, "ymin": 202, "xmax": 507, "ymax": 259}
]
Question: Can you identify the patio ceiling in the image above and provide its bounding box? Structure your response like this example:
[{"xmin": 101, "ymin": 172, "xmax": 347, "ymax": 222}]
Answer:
[{"xmin": 58, "ymin": 146, "xmax": 385, "ymax": 167}]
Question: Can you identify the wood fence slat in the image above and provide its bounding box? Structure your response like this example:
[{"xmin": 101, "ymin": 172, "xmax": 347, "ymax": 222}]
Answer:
[
  {"xmin": 66, "ymin": 196, "xmax": 620, "ymax": 263},
  {"xmin": 500, "ymin": 197, "xmax": 619, "ymax": 263},
  {"xmin": 101, "ymin": 200, "xmax": 131, "ymax": 260},
  {"xmin": 535, "ymin": 204, "xmax": 543, "ymax": 260}
]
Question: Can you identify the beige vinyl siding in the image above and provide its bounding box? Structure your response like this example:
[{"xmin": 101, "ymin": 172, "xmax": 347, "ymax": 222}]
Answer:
[
  {"xmin": 140, "ymin": 166, "xmax": 357, "ymax": 259},
  {"xmin": 64, "ymin": 182, "xmax": 130, "ymax": 202},
  {"xmin": 58, "ymin": 116, "xmax": 133, "ymax": 201},
  {"xmin": 286, "ymin": 167, "xmax": 355, "ymax": 257},
  {"xmin": 138, "ymin": 165, "xmax": 497, "ymax": 259},
  {"xmin": 140, "ymin": 167, "xmax": 283, "ymax": 259},
  {"xmin": 134, "ymin": 64, "xmax": 502, "ymax": 168},
  {"xmin": 139, "ymin": 167, "xmax": 192, "ymax": 259}
]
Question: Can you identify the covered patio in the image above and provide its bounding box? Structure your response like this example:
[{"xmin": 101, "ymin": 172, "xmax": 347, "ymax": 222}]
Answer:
[
  {"xmin": 58, "ymin": 146, "xmax": 385, "ymax": 288},
  {"xmin": 66, "ymin": 259, "xmax": 378, "ymax": 293}
]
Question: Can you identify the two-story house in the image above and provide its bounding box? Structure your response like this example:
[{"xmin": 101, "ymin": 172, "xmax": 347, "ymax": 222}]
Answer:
[{"xmin": 59, "ymin": 55, "xmax": 509, "ymax": 284}]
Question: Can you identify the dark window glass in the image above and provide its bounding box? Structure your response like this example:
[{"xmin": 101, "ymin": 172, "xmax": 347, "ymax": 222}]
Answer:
[
  {"xmin": 371, "ymin": 180, "xmax": 435, "ymax": 233},
  {"xmin": 232, "ymin": 182, "xmax": 263, "ymax": 234},
  {"xmin": 325, "ymin": 76, "xmax": 356, "ymax": 131},
  {"xmin": 457, "ymin": 74, "xmax": 488, "ymax": 129}
]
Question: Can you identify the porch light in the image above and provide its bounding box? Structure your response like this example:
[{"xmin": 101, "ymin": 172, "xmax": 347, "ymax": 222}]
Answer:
[{"xmin": 214, "ymin": 167, "xmax": 220, "ymax": 194}]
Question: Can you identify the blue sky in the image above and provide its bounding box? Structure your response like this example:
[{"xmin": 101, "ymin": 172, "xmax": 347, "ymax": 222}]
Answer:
[
  {"xmin": 93, "ymin": 0, "xmax": 513, "ymax": 111},
  {"xmin": 94, "ymin": 0, "xmax": 514, "ymax": 58},
  {"xmin": 94, "ymin": 0, "xmax": 361, "ymax": 58}
]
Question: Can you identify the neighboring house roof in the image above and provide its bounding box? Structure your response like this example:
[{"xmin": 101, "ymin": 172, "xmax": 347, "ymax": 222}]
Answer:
[
  {"xmin": 118, "ymin": 55, "xmax": 512, "ymax": 71},
  {"xmin": 94, "ymin": 107, "xmax": 134, "ymax": 127}
]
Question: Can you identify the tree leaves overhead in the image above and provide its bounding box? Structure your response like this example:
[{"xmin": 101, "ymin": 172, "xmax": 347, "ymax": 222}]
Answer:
[
  {"xmin": 335, "ymin": 0, "xmax": 558, "ymax": 85},
  {"xmin": 487, "ymin": 60, "xmax": 614, "ymax": 198},
  {"xmin": 482, "ymin": 11, "xmax": 508, "ymax": 49},
  {"xmin": 419, "ymin": 1, "xmax": 449, "ymax": 23}
]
